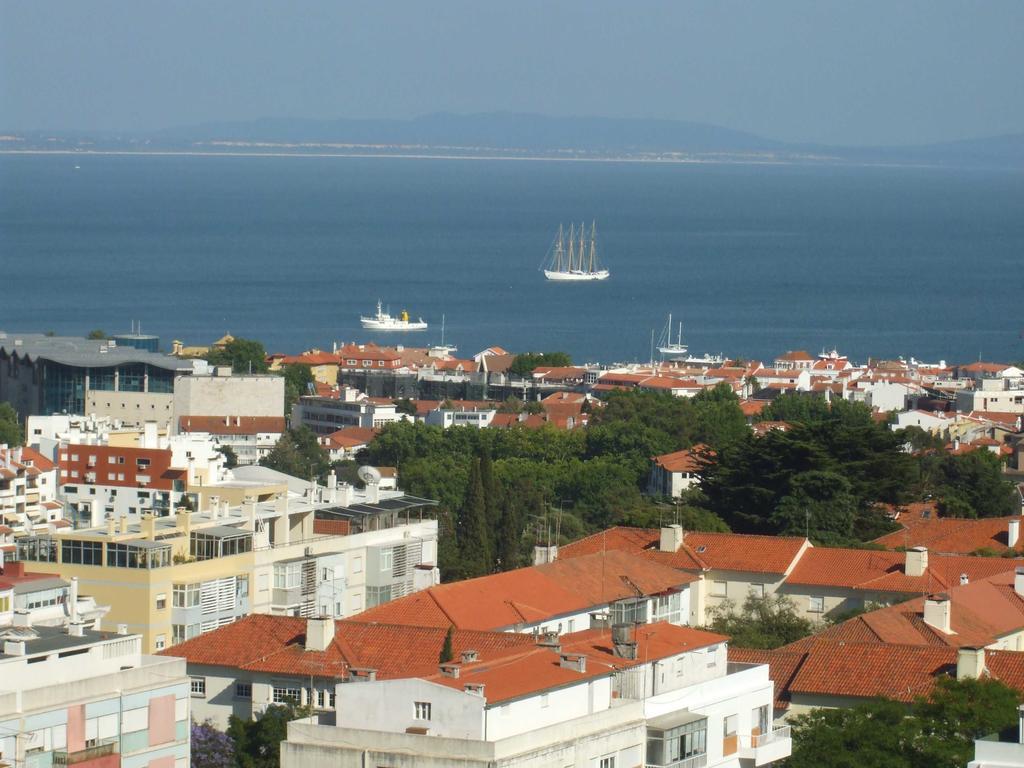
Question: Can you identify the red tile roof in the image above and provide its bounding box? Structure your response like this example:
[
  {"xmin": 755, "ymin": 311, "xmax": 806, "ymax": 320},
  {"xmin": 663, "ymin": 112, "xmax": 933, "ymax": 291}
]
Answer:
[
  {"xmin": 651, "ymin": 445, "xmax": 713, "ymax": 473},
  {"xmin": 320, "ymin": 426, "xmax": 378, "ymax": 448},
  {"xmin": 178, "ymin": 416, "xmax": 286, "ymax": 435},
  {"xmin": 874, "ymin": 510, "xmax": 1024, "ymax": 555},
  {"xmin": 161, "ymin": 614, "xmax": 537, "ymax": 681},
  {"xmin": 426, "ymin": 623, "xmax": 729, "ymax": 703},
  {"xmin": 350, "ymin": 550, "xmax": 694, "ymax": 630},
  {"xmin": 559, "ymin": 527, "xmax": 808, "ymax": 575}
]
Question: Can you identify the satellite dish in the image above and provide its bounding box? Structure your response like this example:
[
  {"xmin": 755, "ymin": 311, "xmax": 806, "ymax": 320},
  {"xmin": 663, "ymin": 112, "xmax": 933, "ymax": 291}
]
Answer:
[{"xmin": 358, "ymin": 465, "xmax": 382, "ymax": 485}]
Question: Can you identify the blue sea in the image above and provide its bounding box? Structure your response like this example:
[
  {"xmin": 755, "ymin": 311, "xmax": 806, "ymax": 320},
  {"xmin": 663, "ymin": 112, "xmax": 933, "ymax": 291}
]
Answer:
[{"xmin": 1, "ymin": 153, "xmax": 1022, "ymax": 365}]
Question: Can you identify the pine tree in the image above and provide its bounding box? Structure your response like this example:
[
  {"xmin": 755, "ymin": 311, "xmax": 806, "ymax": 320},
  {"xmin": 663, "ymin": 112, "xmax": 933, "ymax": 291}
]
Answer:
[
  {"xmin": 495, "ymin": 490, "xmax": 521, "ymax": 571},
  {"xmin": 479, "ymin": 448, "xmax": 499, "ymax": 557},
  {"xmin": 438, "ymin": 625, "xmax": 455, "ymax": 663},
  {"xmin": 456, "ymin": 458, "xmax": 492, "ymax": 577}
]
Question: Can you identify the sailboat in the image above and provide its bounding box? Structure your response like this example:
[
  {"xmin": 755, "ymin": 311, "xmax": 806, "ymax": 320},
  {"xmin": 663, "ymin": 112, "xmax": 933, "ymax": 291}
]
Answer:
[
  {"xmin": 657, "ymin": 314, "xmax": 688, "ymax": 356},
  {"xmin": 543, "ymin": 221, "xmax": 610, "ymax": 281}
]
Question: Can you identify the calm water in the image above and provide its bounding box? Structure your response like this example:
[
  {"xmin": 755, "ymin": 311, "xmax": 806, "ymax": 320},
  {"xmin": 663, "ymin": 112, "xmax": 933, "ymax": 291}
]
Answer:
[{"xmin": 2, "ymin": 154, "xmax": 1022, "ymax": 364}]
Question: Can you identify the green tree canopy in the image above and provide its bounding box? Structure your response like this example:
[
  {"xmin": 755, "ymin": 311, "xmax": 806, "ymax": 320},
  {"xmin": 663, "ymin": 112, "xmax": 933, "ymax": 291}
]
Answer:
[
  {"xmin": 86, "ymin": 329, "xmax": 107, "ymax": 340},
  {"xmin": 206, "ymin": 337, "xmax": 269, "ymax": 374},
  {"xmin": 281, "ymin": 364, "xmax": 314, "ymax": 413},
  {"xmin": 0, "ymin": 403, "xmax": 23, "ymax": 446},
  {"xmin": 708, "ymin": 594, "xmax": 816, "ymax": 649},
  {"xmin": 259, "ymin": 427, "xmax": 329, "ymax": 481},
  {"xmin": 509, "ymin": 351, "xmax": 572, "ymax": 376}
]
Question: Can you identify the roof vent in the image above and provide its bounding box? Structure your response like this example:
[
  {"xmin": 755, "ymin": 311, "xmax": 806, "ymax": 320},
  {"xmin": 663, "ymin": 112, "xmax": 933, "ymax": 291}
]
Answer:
[
  {"xmin": 559, "ymin": 653, "xmax": 586, "ymax": 673},
  {"xmin": 460, "ymin": 649, "xmax": 479, "ymax": 664}
]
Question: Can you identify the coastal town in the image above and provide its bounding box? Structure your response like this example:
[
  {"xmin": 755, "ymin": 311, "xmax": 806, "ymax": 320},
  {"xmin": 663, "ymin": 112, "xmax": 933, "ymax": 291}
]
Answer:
[{"xmin": 1, "ymin": 327, "xmax": 1023, "ymax": 768}]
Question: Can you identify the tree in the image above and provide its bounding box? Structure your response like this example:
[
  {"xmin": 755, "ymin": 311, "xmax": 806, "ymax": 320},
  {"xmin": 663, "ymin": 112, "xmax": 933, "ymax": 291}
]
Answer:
[
  {"xmin": 228, "ymin": 703, "xmax": 310, "ymax": 768},
  {"xmin": 439, "ymin": 625, "xmax": 455, "ymax": 663},
  {"xmin": 455, "ymin": 458, "xmax": 492, "ymax": 578},
  {"xmin": 691, "ymin": 382, "xmax": 749, "ymax": 448},
  {"xmin": 0, "ymin": 403, "xmax": 23, "ymax": 446},
  {"xmin": 190, "ymin": 720, "xmax": 235, "ymax": 768},
  {"xmin": 206, "ymin": 337, "xmax": 269, "ymax": 374},
  {"xmin": 217, "ymin": 444, "xmax": 239, "ymax": 469},
  {"xmin": 281, "ymin": 364, "xmax": 314, "ymax": 413},
  {"xmin": 760, "ymin": 392, "xmax": 833, "ymax": 424},
  {"xmin": 394, "ymin": 397, "xmax": 417, "ymax": 417},
  {"xmin": 509, "ymin": 351, "xmax": 572, "ymax": 376},
  {"xmin": 86, "ymin": 329, "xmax": 107, "ymax": 340},
  {"xmin": 260, "ymin": 427, "xmax": 330, "ymax": 481},
  {"xmin": 707, "ymin": 594, "xmax": 816, "ymax": 649},
  {"xmin": 927, "ymin": 450, "xmax": 1018, "ymax": 518},
  {"xmin": 787, "ymin": 678, "xmax": 1020, "ymax": 768}
]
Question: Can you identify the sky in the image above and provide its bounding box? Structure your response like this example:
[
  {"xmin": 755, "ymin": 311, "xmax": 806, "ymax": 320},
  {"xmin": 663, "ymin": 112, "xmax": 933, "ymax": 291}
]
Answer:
[{"xmin": 2, "ymin": 1, "xmax": 1023, "ymax": 146}]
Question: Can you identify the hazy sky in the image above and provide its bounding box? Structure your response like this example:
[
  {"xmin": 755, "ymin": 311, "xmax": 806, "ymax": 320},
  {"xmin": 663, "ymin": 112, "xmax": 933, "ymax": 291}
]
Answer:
[{"xmin": 3, "ymin": 1, "xmax": 1023, "ymax": 145}]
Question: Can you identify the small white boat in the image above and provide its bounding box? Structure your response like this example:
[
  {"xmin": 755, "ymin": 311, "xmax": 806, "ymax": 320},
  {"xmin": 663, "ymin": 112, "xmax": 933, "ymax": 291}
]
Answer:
[
  {"xmin": 657, "ymin": 314, "xmax": 688, "ymax": 356},
  {"xmin": 543, "ymin": 222, "xmax": 610, "ymax": 281},
  {"xmin": 360, "ymin": 300, "xmax": 428, "ymax": 331}
]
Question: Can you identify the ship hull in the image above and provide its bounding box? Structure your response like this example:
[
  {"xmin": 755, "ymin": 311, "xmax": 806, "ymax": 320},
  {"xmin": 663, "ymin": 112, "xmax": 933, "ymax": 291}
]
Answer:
[
  {"xmin": 544, "ymin": 269, "xmax": 610, "ymax": 282},
  {"xmin": 360, "ymin": 319, "xmax": 428, "ymax": 331}
]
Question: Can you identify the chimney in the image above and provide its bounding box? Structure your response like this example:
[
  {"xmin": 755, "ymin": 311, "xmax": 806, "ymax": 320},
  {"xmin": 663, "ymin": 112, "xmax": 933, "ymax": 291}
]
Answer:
[
  {"xmin": 439, "ymin": 663, "xmax": 461, "ymax": 679},
  {"xmin": 460, "ymin": 649, "xmax": 479, "ymax": 664},
  {"xmin": 338, "ymin": 483, "xmax": 354, "ymax": 507},
  {"xmin": 69, "ymin": 577, "xmax": 80, "ymax": 624},
  {"xmin": 960, "ymin": 573, "xmax": 969, "ymax": 586},
  {"xmin": 559, "ymin": 653, "xmax": 587, "ymax": 673},
  {"xmin": 957, "ymin": 647, "xmax": 986, "ymax": 680},
  {"xmin": 660, "ymin": 524, "xmax": 684, "ymax": 553},
  {"xmin": 117, "ymin": 623, "xmax": 128, "ymax": 635},
  {"xmin": 119, "ymin": 516, "xmax": 129, "ymax": 535},
  {"xmin": 106, "ymin": 517, "xmax": 116, "ymax": 536},
  {"xmin": 140, "ymin": 514, "xmax": 156, "ymax": 540},
  {"xmin": 533, "ymin": 544, "xmax": 558, "ymax": 566},
  {"xmin": 1010, "ymin": 519, "xmax": 1020, "ymax": 548},
  {"xmin": 305, "ymin": 616, "xmax": 335, "ymax": 652},
  {"xmin": 13, "ymin": 610, "xmax": 31, "ymax": 628},
  {"xmin": 350, "ymin": 668, "xmax": 377, "ymax": 682},
  {"xmin": 3, "ymin": 640, "xmax": 26, "ymax": 656},
  {"xmin": 68, "ymin": 621, "xmax": 84, "ymax": 637},
  {"xmin": 365, "ymin": 481, "xmax": 380, "ymax": 504},
  {"xmin": 612, "ymin": 623, "xmax": 638, "ymax": 660},
  {"xmin": 463, "ymin": 683, "xmax": 485, "ymax": 696},
  {"xmin": 923, "ymin": 593, "xmax": 952, "ymax": 634},
  {"xmin": 1015, "ymin": 567, "xmax": 1024, "ymax": 597},
  {"xmin": 537, "ymin": 630, "xmax": 561, "ymax": 654},
  {"xmin": 905, "ymin": 546, "xmax": 928, "ymax": 578}
]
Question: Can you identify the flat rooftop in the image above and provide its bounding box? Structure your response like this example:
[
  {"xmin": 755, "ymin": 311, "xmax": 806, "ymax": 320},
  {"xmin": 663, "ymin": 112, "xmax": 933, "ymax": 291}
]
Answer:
[{"xmin": 0, "ymin": 332, "xmax": 197, "ymax": 372}]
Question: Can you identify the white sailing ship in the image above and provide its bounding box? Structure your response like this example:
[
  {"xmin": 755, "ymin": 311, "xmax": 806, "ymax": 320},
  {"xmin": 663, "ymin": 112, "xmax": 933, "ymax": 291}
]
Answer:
[
  {"xmin": 360, "ymin": 300, "xmax": 428, "ymax": 331},
  {"xmin": 657, "ymin": 314, "xmax": 688, "ymax": 356},
  {"xmin": 543, "ymin": 222, "xmax": 610, "ymax": 281}
]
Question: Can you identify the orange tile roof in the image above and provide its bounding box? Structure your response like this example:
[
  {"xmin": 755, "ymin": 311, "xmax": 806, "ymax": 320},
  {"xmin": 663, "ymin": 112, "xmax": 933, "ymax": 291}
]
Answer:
[
  {"xmin": 728, "ymin": 647, "xmax": 809, "ymax": 710},
  {"xmin": 321, "ymin": 426, "xmax": 378, "ymax": 448},
  {"xmin": 352, "ymin": 550, "xmax": 694, "ymax": 630},
  {"xmin": 874, "ymin": 511, "xmax": 1024, "ymax": 555},
  {"xmin": 426, "ymin": 623, "xmax": 729, "ymax": 703},
  {"xmin": 651, "ymin": 445, "xmax": 714, "ymax": 473},
  {"xmin": 775, "ymin": 350, "xmax": 814, "ymax": 362},
  {"xmin": 559, "ymin": 527, "xmax": 808, "ymax": 575},
  {"xmin": 161, "ymin": 614, "xmax": 536, "ymax": 680},
  {"xmin": 739, "ymin": 399, "xmax": 769, "ymax": 416},
  {"xmin": 785, "ymin": 547, "xmax": 1020, "ymax": 594}
]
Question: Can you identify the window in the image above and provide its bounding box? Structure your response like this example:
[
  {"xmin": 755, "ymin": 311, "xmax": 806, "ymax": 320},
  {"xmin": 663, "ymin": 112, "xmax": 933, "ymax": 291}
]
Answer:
[
  {"xmin": 274, "ymin": 562, "xmax": 302, "ymax": 590},
  {"xmin": 711, "ymin": 581, "xmax": 727, "ymax": 597},
  {"xmin": 154, "ymin": 635, "xmax": 166, "ymax": 650},
  {"xmin": 653, "ymin": 592, "xmax": 682, "ymax": 624},
  {"xmin": 748, "ymin": 583, "xmax": 765, "ymax": 599},
  {"xmin": 352, "ymin": 556, "xmax": 363, "ymax": 573},
  {"xmin": 413, "ymin": 701, "xmax": 432, "ymax": 720},
  {"xmin": 599, "ymin": 757, "xmax": 616, "ymax": 768},
  {"xmin": 272, "ymin": 684, "xmax": 302, "ymax": 704},
  {"xmin": 366, "ymin": 585, "xmax": 392, "ymax": 608},
  {"xmin": 707, "ymin": 645, "xmax": 719, "ymax": 668},
  {"xmin": 379, "ymin": 547, "xmax": 394, "ymax": 571},
  {"xmin": 0, "ymin": 595, "xmax": 10, "ymax": 613},
  {"xmin": 61, "ymin": 539, "xmax": 103, "ymax": 565},
  {"xmin": 235, "ymin": 682, "xmax": 252, "ymax": 699},
  {"xmin": 155, "ymin": 593, "xmax": 167, "ymax": 610},
  {"xmin": 173, "ymin": 583, "xmax": 201, "ymax": 607},
  {"xmin": 191, "ymin": 677, "xmax": 206, "ymax": 697},
  {"xmin": 808, "ymin": 595, "xmax": 824, "ymax": 613},
  {"xmin": 610, "ymin": 598, "xmax": 647, "ymax": 626},
  {"xmin": 316, "ymin": 688, "xmax": 336, "ymax": 709}
]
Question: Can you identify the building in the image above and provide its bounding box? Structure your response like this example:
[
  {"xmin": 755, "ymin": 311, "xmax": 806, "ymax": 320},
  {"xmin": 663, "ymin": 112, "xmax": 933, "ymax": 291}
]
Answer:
[
  {"xmin": 0, "ymin": 625, "xmax": 190, "ymax": 768},
  {"xmin": 9, "ymin": 475, "xmax": 438, "ymax": 652},
  {"xmin": 969, "ymin": 705, "xmax": 1024, "ymax": 768},
  {"xmin": 277, "ymin": 621, "xmax": 790, "ymax": 768},
  {"xmin": 177, "ymin": 415, "xmax": 286, "ymax": 466},
  {"xmin": 0, "ymin": 445, "xmax": 63, "ymax": 535},
  {"xmin": 352, "ymin": 549, "xmax": 697, "ymax": 633},
  {"xmin": 873, "ymin": 504, "xmax": 1024, "ymax": 554},
  {"xmin": 0, "ymin": 561, "xmax": 108, "ymax": 629},
  {"xmin": 172, "ymin": 368, "xmax": 284, "ymax": 420},
  {"xmin": 291, "ymin": 392, "xmax": 402, "ymax": 435},
  {"xmin": 0, "ymin": 333, "xmax": 200, "ymax": 426},
  {"xmin": 423, "ymin": 406, "xmax": 497, "ymax": 429},
  {"xmin": 647, "ymin": 446, "xmax": 711, "ymax": 498},
  {"xmin": 162, "ymin": 615, "xmax": 539, "ymax": 728}
]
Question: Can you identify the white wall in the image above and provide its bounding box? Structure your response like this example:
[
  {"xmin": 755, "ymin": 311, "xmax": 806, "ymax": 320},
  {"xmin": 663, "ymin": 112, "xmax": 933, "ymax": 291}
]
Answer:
[
  {"xmin": 174, "ymin": 375, "xmax": 284, "ymax": 419},
  {"xmin": 337, "ymin": 679, "xmax": 484, "ymax": 740}
]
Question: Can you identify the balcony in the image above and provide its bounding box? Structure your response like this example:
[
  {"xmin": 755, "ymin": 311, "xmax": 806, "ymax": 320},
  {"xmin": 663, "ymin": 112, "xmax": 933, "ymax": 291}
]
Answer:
[
  {"xmin": 739, "ymin": 726, "xmax": 792, "ymax": 766},
  {"xmin": 52, "ymin": 742, "xmax": 119, "ymax": 767},
  {"xmin": 645, "ymin": 754, "xmax": 706, "ymax": 768}
]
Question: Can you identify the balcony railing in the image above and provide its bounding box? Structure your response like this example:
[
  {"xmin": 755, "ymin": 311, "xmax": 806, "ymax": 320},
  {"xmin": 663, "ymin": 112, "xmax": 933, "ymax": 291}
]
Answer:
[
  {"xmin": 53, "ymin": 742, "xmax": 118, "ymax": 766},
  {"xmin": 645, "ymin": 754, "xmax": 707, "ymax": 768},
  {"xmin": 740, "ymin": 725, "xmax": 791, "ymax": 749}
]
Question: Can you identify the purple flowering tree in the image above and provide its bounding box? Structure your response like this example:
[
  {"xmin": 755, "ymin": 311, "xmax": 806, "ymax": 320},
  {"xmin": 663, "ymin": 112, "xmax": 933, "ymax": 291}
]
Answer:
[{"xmin": 191, "ymin": 719, "xmax": 235, "ymax": 768}]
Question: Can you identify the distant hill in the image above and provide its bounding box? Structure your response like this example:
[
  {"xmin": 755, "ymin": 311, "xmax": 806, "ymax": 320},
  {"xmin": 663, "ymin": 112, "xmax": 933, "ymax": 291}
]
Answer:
[{"xmin": 6, "ymin": 113, "xmax": 1024, "ymax": 169}]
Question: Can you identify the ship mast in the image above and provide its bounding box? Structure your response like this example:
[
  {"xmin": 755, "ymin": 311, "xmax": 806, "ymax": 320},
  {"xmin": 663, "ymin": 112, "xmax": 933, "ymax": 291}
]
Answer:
[
  {"xmin": 589, "ymin": 221, "xmax": 596, "ymax": 273},
  {"xmin": 567, "ymin": 223, "xmax": 576, "ymax": 273},
  {"xmin": 578, "ymin": 222, "xmax": 585, "ymax": 273},
  {"xmin": 556, "ymin": 224, "xmax": 564, "ymax": 272}
]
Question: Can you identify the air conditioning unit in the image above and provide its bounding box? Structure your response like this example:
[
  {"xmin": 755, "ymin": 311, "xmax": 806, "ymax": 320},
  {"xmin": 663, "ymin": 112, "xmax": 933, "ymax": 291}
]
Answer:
[{"xmin": 304, "ymin": 546, "xmax": 314, "ymax": 557}]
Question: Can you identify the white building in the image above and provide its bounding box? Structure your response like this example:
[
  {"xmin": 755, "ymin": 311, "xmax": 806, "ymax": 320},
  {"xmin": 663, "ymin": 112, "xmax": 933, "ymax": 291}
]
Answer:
[
  {"xmin": 0, "ymin": 562, "xmax": 108, "ymax": 629},
  {"xmin": 279, "ymin": 622, "xmax": 790, "ymax": 768},
  {"xmin": 423, "ymin": 407, "xmax": 497, "ymax": 429},
  {"xmin": 173, "ymin": 368, "xmax": 285, "ymax": 419},
  {"xmin": 0, "ymin": 445, "xmax": 63, "ymax": 535},
  {"xmin": 956, "ymin": 374, "xmax": 1024, "ymax": 415},
  {"xmin": 0, "ymin": 624, "xmax": 190, "ymax": 768},
  {"xmin": 177, "ymin": 415, "xmax": 286, "ymax": 465},
  {"xmin": 291, "ymin": 392, "xmax": 403, "ymax": 435},
  {"xmin": 968, "ymin": 705, "xmax": 1024, "ymax": 768}
]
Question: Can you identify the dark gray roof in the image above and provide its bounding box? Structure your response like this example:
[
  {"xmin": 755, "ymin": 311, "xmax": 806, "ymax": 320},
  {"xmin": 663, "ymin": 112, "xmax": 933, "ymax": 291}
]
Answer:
[
  {"xmin": 0, "ymin": 333, "xmax": 195, "ymax": 372},
  {"xmin": 0, "ymin": 624, "xmax": 137, "ymax": 659}
]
